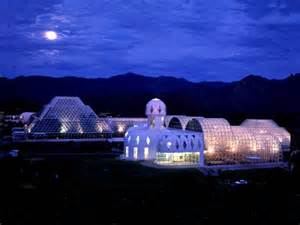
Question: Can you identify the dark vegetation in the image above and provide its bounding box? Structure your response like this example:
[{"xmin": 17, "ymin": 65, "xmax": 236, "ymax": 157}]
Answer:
[{"xmin": 0, "ymin": 155, "xmax": 299, "ymax": 225}]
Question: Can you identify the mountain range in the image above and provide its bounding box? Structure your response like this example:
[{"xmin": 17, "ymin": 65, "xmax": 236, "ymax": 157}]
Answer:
[{"xmin": 1, "ymin": 73, "xmax": 300, "ymax": 123}]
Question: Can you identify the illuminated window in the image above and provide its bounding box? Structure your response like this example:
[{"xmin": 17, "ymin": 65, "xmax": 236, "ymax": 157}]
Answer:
[
  {"xmin": 273, "ymin": 144, "xmax": 279, "ymax": 152},
  {"xmin": 144, "ymin": 147, "xmax": 149, "ymax": 159},
  {"xmin": 206, "ymin": 147, "xmax": 215, "ymax": 154},
  {"xmin": 78, "ymin": 124, "xmax": 83, "ymax": 134},
  {"xmin": 136, "ymin": 136, "xmax": 140, "ymax": 145},
  {"xmin": 125, "ymin": 146, "xmax": 129, "ymax": 158},
  {"xmin": 97, "ymin": 124, "xmax": 103, "ymax": 133},
  {"xmin": 156, "ymin": 152, "xmax": 200, "ymax": 164},
  {"xmin": 167, "ymin": 141, "xmax": 172, "ymax": 149},
  {"xmin": 133, "ymin": 147, "xmax": 138, "ymax": 159},
  {"xmin": 146, "ymin": 136, "xmax": 150, "ymax": 145},
  {"xmin": 151, "ymin": 119, "xmax": 155, "ymax": 127},
  {"xmin": 125, "ymin": 131, "xmax": 128, "ymax": 137},
  {"xmin": 118, "ymin": 125, "xmax": 124, "ymax": 133},
  {"xmin": 60, "ymin": 123, "xmax": 68, "ymax": 133}
]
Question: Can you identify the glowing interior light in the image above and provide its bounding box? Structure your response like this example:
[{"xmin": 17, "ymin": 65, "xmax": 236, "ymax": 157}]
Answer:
[
  {"xmin": 146, "ymin": 136, "xmax": 150, "ymax": 145},
  {"xmin": 60, "ymin": 123, "xmax": 68, "ymax": 133},
  {"xmin": 144, "ymin": 147, "xmax": 149, "ymax": 159},
  {"xmin": 125, "ymin": 146, "xmax": 129, "ymax": 158},
  {"xmin": 118, "ymin": 125, "xmax": 124, "ymax": 133},
  {"xmin": 206, "ymin": 147, "xmax": 215, "ymax": 154},
  {"xmin": 125, "ymin": 131, "xmax": 128, "ymax": 137},
  {"xmin": 136, "ymin": 136, "xmax": 140, "ymax": 145},
  {"xmin": 133, "ymin": 147, "xmax": 138, "ymax": 159},
  {"xmin": 78, "ymin": 124, "xmax": 83, "ymax": 134},
  {"xmin": 97, "ymin": 124, "xmax": 103, "ymax": 133},
  {"xmin": 273, "ymin": 145, "xmax": 279, "ymax": 152},
  {"xmin": 167, "ymin": 141, "xmax": 172, "ymax": 149},
  {"xmin": 231, "ymin": 141, "xmax": 237, "ymax": 152},
  {"xmin": 156, "ymin": 152, "xmax": 200, "ymax": 164}
]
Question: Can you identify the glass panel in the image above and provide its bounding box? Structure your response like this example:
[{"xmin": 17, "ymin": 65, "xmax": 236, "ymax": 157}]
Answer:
[
  {"xmin": 156, "ymin": 152, "xmax": 200, "ymax": 165},
  {"xmin": 133, "ymin": 147, "xmax": 138, "ymax": 160},
  {"xmin": 144, "ymin": 147, "xmax": 149, "ymax": 159}
]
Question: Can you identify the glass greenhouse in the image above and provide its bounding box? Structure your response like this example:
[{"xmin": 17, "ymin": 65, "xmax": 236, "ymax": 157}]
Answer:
[
  {"xmin": 166, "ymin": 115, "xmax": 290, "ymax": 166},
  {"xmin": 106, "ymin": 118, "xmax": 147, "ymax": 137},
  {"xmin": 27, "ymin": 96, "xmax": 111, "ymax": 139}
]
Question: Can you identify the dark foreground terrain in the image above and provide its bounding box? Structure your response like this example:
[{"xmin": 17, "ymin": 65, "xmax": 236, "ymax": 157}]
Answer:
[{"xmin": 0, "ymin": 155, "xmax": 299, "ymax": 225}]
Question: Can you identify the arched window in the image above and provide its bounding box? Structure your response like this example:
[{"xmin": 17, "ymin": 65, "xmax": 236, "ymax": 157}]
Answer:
[
  {"xmin": 186, "ymin": 119, "xmax": 203, "ymax": 132},
  {"xmin": 146, "ymin": 136, "xmax": 150, "ymax": 145},
  {"xmin": 133, "ymin": 147, "xmax": 138, "ymax": 160},
  {"xmin": 144, "ymin": 147, "xmax": 149, "ymax": 159},
  {"xmin": 167, "ymin": 141, "xmax": 172, "ymax": 149},
  {"xmin": 169, "ymin": 117, "xmax": 183, "ymax": 130},
  {"xmin": 125, "ymin": 146, "xmax": 129, "ymax": 158}
]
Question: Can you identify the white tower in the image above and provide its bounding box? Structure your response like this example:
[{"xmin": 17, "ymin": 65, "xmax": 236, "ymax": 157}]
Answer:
[{"xmin": 145, "ymin": 98, "xmax": 166, "ymax": 129}]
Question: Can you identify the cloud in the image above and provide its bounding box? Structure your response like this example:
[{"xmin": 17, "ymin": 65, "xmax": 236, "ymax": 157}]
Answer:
[{"xmin": 0, "ymin": 0, "xmax": 300, "ymax": 81}]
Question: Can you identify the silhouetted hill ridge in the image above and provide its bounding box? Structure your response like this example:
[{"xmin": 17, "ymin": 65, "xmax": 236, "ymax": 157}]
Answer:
[{"xmin": 1, "ymin": 73, "xmax": 300, "ymax": 119}]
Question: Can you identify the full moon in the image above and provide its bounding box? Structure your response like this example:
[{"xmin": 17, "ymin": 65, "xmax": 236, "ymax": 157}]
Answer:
[{"xmin": 44, "ymin": 31, "xmax": 58, "ymax": 40}]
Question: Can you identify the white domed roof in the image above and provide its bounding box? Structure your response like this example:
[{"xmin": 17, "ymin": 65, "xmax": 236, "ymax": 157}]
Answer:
[{"xmin": 145, "ymin": 98, "xmax": 166, "ymax": 116}]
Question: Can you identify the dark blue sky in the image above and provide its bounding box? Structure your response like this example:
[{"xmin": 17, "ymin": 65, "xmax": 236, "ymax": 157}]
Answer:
[{"xmin": 1, "ymin": 0, "xmax": 300, "ymax": 81}]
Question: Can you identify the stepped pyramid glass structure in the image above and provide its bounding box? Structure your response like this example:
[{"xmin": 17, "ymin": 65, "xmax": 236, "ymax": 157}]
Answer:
[{"xmin": 27, "ymin": 97, "xmax": 111, "ymax": 139}]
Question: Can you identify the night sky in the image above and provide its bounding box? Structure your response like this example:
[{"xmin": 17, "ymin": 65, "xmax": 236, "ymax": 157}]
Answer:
[{"xmin": 1, "ymin": 0, "xmax": 300, "ymax": 81}]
